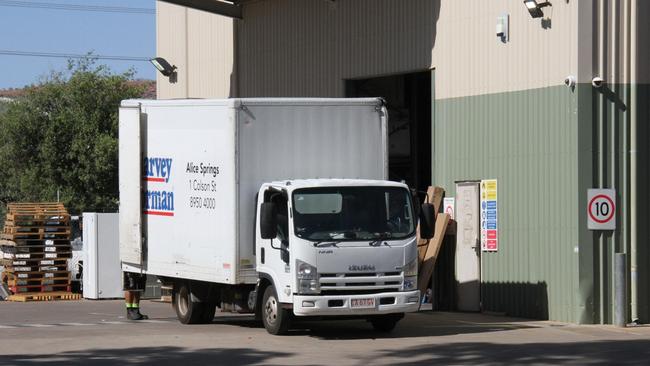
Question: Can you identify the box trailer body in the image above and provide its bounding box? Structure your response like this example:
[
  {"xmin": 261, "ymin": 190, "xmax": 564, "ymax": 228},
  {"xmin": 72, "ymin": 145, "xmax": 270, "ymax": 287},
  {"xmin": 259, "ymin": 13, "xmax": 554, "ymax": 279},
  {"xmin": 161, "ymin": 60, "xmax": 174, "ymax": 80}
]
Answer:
[
  {"xmin": 120, "ymin": 98, "xmax": 388, "ymax": 280},
  {"xmin": 119, "ymin": 98, "xmax": 429, "ymax": 333}
]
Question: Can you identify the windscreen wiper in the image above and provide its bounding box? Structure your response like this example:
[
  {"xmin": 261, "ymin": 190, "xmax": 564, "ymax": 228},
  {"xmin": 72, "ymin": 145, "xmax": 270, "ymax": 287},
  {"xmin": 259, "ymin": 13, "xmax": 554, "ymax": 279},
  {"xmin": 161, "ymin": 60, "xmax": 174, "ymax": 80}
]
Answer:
[
  {"xmin": 313, "ymin": 240, "xmax": 341, "ymax": 247},
  {"xmin": 369, "ymin": 233, "xmax": 391, "ymax": 246}
]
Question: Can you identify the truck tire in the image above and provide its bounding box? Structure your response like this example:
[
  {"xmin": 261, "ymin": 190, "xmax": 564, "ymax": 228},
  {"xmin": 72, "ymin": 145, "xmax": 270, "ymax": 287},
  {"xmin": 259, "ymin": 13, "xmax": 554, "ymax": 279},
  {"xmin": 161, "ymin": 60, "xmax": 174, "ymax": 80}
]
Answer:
[
  {"xmin": 369, "ymin": 314, "xmax": 402, "ymax": 332},
  {"xmin": 261, "ymin": 285, "xmax": 290, "ymax": 335},
  {"xmin": 173, "ymin": 281, "xmax": 206, "ymax": 324},
  {"xmin": 201, "ymin": 303, "xmax": 217, "ymax": 323}
]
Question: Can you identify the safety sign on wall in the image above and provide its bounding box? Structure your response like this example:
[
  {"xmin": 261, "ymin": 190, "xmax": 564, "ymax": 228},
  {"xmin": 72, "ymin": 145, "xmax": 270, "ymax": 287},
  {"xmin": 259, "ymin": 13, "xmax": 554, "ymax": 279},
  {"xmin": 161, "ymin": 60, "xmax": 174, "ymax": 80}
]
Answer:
[
  {"xmin": 480, "ymin": 179, "xmax": 498, "ymax": 252},
  {"xmin": 587, "ymin": 189, "xmax": 616, "ymax": 230},
  {"xmin": 443, "ymin": 197, "xmax": 455, "ymax": 220}
]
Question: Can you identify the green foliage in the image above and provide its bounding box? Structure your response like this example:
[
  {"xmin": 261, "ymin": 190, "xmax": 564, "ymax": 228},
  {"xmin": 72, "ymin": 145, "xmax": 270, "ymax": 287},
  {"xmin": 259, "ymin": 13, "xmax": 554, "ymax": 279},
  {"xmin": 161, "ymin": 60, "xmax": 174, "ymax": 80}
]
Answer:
[{"xmin": 0, "ymin": 58, "xmax": 147, "ymax": 214}]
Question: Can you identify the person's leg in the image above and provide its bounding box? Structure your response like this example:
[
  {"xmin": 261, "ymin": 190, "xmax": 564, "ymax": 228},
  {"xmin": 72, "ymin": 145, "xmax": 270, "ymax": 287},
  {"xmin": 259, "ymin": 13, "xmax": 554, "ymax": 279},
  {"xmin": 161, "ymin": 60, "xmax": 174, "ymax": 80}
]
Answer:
[
  {"xmin": 123, "ymin": 272, "xmax": 148, "ymax": 320},
  {"xmin": 125, "ymin": 290, "xmax": 134, "ymax": 309}
]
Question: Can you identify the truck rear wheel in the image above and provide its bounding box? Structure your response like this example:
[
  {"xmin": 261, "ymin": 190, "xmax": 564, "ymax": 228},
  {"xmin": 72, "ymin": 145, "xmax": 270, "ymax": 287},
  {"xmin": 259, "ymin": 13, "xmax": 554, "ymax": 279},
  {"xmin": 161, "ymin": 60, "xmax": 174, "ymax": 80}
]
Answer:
[
  {"xmin": 173, "ymin": 281, "xmax": 207, "ymax": 324},
  {"xmin": 261, "ymin": 285, "xmax": 290, "ymax": 335},
  {"xmin": 369, "ymin": 313, "xmax": 403, "ymax": 332}
]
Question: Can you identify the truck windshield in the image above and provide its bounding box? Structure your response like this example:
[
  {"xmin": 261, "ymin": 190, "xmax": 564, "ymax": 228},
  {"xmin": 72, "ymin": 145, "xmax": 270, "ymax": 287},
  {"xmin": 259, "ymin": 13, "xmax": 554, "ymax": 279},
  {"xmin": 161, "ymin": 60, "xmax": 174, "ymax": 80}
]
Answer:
[{"xmin": 292, "ymin": 186, "xmax": 416, "ymax": 241}]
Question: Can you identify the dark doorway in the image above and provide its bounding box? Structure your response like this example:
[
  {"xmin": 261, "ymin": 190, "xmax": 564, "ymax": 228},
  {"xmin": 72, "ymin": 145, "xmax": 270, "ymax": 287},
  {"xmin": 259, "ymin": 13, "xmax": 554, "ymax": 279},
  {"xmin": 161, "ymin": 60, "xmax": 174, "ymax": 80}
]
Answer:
[{"xmin": 346, "ymin": 71, "xmax": 432, "ymax": 192}]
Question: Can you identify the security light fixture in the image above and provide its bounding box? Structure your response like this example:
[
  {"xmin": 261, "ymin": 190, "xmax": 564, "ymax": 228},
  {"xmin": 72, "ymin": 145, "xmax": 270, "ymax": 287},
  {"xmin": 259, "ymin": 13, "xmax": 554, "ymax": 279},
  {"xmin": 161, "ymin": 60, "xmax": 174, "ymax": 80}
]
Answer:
[
  {"xmin": 524, "ymin": 0, "xmax": 551, "ymax": 18},
  {"xmin": 150, "ymin": 57, "xmax": 177, "ymax": 77}
]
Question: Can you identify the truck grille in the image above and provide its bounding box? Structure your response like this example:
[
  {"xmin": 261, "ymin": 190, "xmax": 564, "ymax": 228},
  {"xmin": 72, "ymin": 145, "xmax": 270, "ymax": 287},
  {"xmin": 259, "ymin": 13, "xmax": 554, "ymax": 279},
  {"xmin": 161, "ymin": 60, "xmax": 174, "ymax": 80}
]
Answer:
[{"xmin": 319, "ymin": 272, "xmax": 402, "ymax": 295}]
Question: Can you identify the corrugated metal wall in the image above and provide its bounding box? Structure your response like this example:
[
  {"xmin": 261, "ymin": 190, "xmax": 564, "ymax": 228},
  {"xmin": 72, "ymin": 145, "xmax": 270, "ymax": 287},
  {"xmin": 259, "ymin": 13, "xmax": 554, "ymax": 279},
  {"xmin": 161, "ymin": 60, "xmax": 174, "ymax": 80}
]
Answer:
[
  {"xmin": 157, "ymin": 0, "xmax": 579, "ymax": 100},
  {"xmin": 234, "ymin": 0, "xmax": 576, "ymax": 99},
  {"xmin": 237, "ymin": 0, "xmax": 438, "ymax": 97},
  {"xmin": 434, "ymin": 86, "xmax": 579, "ymax": 321},
  {"xmin": 156, "ymin": 1, "xmax": 234, "ymax": 98}
]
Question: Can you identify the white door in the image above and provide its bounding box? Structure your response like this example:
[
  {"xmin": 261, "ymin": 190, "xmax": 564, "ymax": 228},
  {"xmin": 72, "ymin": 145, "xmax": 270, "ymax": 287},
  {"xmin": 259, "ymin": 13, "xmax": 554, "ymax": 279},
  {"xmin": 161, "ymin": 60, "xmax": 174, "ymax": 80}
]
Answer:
[
  {"xmin": 455, "ymin": 181, "xmax": 481, "ymax": 311},
  {"xmin": 118, "ymin": 105, "xmax": 143, "ymax": 266}
]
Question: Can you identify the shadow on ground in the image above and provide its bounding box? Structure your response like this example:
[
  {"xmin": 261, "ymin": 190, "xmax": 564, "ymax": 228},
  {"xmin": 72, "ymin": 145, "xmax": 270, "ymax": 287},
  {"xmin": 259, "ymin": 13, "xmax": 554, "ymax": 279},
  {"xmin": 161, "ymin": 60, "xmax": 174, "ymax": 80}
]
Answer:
[
  {"xmin": 3, "ymin": 340, "xmax": 650, "ymax": 365},
  {"xmin": 0, "ymin": 347, "xmax": 294, "ymax": 366},
  {"xmin": 207, "ymin": 311, "xmax": 542, "ymax": 340},
  {"xmin": 362, "ymin": 340, "xmax": 650, "ymax": 365}
]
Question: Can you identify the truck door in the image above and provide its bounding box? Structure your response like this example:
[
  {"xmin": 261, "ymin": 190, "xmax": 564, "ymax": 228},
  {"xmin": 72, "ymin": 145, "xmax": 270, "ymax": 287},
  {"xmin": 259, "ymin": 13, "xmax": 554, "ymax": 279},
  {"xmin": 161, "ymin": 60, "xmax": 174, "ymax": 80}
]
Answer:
[
  {"xmin": 258, "ymin": 188, "xmax": 293, "ymax": 302},
  {"xmin": 118, "ymin": 105, "xmax": 143, "ymax": 266}
]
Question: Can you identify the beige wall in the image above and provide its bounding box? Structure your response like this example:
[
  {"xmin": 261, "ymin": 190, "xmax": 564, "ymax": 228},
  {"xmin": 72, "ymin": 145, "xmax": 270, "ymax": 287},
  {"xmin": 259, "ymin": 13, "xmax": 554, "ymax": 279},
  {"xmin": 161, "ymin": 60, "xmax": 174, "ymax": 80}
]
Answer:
[
  {"xmin": 156, "ymin": 1, "xmax": 234, "ymax": 99},
  {"xmin": 156, "ymin": 0, "xmax": 649, "ymax": 101}
]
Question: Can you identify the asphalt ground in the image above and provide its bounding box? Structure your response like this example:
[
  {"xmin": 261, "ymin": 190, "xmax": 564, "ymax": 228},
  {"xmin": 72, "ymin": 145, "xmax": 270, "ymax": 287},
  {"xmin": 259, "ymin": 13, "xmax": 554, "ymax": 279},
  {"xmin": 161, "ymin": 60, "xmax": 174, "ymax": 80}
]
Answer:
[{"xmin": 1, "ymin": 299, "xmax": 649, "ymax": 365}]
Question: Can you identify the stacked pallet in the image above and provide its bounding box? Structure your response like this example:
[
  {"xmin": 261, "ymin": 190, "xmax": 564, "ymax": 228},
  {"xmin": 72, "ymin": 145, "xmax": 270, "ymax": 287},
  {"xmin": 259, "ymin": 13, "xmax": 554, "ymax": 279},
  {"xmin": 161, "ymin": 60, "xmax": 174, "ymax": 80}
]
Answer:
[{"xmin": 1, "ymin": 203, "xmax": 78, "ymax": 300}]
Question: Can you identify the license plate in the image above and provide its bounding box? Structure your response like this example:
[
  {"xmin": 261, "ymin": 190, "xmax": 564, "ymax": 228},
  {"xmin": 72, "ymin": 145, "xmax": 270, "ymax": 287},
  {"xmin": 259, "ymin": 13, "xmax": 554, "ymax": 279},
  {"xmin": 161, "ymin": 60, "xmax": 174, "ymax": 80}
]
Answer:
[{"xmin": 350, "ymin": 298, "xmax": 375, "ymax": 309}]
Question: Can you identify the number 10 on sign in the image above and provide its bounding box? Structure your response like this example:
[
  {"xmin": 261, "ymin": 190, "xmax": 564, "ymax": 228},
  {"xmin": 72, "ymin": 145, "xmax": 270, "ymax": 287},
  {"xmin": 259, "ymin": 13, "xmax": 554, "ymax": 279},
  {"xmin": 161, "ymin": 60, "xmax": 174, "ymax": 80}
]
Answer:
[{"xmin": 587, "ymin": 189, "xmax": 616, "ymax": 230}]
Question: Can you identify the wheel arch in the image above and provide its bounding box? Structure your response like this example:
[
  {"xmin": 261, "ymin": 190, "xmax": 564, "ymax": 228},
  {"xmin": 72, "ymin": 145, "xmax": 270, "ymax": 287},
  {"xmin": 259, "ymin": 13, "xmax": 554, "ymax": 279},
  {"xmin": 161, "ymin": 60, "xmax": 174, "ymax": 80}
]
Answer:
[{"xmin": 255, "ymin": 273, "xmax": 275, "ymax": 320}]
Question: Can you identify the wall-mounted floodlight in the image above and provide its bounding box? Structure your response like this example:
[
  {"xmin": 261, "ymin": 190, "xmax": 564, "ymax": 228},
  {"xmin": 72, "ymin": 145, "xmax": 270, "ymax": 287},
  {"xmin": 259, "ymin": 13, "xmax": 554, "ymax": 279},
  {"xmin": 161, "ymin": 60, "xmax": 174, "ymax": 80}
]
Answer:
[
  {"xmin": 150, "ymin": 57, "xmax": 177, "ymax": 77},
  {"xmin": 524, "ymin": 0, "xmax": 551, "ymax": 18}
]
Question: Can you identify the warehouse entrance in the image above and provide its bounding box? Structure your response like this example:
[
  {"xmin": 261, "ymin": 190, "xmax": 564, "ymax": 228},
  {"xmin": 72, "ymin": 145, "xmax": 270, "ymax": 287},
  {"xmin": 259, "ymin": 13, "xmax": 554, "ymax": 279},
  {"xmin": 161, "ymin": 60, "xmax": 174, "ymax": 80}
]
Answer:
[{"xmin": 345, "ymin": 71, "xmax": 432, "ymax": 193}]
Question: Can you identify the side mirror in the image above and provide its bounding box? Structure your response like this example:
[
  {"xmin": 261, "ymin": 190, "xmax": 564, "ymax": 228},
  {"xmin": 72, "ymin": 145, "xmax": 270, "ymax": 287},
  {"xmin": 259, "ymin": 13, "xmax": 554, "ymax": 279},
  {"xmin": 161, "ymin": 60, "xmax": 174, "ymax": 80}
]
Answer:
[
  {"xmin": 260, "ymin": 202, "xmax": 278, "ymax": 239},
  {"xmin": 419, "ymin": 203, "xmax": 435, "ymax": 239}
]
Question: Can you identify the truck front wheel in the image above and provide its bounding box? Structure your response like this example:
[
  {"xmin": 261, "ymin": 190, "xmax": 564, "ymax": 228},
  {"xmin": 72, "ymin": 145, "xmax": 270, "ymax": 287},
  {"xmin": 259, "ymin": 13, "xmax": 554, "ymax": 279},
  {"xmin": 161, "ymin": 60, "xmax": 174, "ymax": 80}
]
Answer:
[
  {"xmin": 173, "ymin": 281, "xmax": 208, "ymax": 324},
  {"xmin": 261, "ymin": 285, "xmax": 290, "ymax": 335}
]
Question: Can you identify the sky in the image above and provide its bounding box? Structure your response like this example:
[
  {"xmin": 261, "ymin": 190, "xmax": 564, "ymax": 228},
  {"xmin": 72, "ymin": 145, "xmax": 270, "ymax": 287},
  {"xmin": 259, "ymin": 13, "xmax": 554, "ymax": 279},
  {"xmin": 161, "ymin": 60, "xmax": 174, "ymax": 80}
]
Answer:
[{"xmin": 0, "ymin": 0, "xmax": 156, "ymax": 89}]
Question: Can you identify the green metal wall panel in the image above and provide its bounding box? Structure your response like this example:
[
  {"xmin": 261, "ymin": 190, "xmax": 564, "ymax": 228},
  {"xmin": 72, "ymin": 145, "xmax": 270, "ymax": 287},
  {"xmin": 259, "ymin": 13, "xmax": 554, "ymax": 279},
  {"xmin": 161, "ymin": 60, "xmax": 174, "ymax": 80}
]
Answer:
[
  {"xmin": 433, "ymin": 85, "xmax": 580, "ymax": 322},
  {"xmin": 433, "ymin": 84, "xmax": 650, "ymax": 324},
  {"xmin": 576, "ymin": 83, "xmax": 650, "ymax": 324}
]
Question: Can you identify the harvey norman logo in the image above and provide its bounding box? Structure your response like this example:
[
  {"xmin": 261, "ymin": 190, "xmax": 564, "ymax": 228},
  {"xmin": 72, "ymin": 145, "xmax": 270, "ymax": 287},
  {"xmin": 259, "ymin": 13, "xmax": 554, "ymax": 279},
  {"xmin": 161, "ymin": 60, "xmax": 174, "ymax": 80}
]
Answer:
[{"xmin": 144, "ymin": 157, "xmax": 174, "ymax": 217}]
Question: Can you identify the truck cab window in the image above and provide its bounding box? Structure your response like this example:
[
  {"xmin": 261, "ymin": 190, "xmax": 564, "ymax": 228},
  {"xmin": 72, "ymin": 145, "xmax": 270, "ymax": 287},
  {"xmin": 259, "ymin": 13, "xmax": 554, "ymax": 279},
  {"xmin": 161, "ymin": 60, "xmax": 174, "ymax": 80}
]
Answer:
[
  {"xmin": 267, "ymin": 191, "xmax": 289, "ymax": 245},
  {"xmin": 292, "ymin": 186, "xmax": 415, "ymax": 241}
]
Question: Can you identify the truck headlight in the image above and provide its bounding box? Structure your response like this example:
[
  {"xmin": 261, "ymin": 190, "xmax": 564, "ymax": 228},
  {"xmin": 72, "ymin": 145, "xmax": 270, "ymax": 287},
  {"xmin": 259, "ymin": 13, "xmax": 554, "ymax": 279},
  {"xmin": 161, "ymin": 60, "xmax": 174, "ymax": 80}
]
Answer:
[
  {"xmin": 403, "ymin": 258, "xmax": 417, "ymax": 291},
  {"xmin": 403, "ymin": 258, "xmax": 418, "ymax": 277},
  {"xmin": 297, "ymin": 259, "xmax": 320, "ymax": 294}
]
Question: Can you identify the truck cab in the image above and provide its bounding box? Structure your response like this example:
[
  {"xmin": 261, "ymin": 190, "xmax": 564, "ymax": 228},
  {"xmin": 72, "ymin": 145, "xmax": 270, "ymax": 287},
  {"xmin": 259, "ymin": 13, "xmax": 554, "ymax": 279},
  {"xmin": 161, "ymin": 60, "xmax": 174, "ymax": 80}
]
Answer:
[{"xmin": 254, "ymin": 179, "xmax": 430, "ymax": 334}]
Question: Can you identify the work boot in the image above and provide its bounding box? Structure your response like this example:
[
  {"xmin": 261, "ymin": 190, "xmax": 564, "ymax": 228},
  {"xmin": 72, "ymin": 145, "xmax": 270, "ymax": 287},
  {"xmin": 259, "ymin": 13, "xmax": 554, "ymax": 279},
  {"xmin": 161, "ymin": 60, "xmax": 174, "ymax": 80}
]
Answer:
[{"xmin": 127, "ymin": 308, "xmax": 149, "ymax": 321}]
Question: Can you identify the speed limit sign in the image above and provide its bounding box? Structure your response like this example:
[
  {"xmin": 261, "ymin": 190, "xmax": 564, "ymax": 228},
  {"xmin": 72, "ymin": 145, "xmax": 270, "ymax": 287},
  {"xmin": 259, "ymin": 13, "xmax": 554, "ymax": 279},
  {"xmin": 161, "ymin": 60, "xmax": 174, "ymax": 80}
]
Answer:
[{"xmin": 587, "ymin": 189, "xmax": 616, "ymax": 230}]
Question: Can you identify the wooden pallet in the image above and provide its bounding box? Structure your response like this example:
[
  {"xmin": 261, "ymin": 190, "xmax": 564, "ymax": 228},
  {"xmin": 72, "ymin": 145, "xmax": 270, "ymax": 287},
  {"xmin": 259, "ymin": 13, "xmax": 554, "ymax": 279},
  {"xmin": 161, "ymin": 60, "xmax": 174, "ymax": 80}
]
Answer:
[
  {"xmin": 7, "ymin": 291, "xmax": 80, "ymax": 302},
  {"xmin": 3, "ymin": 226, "xmax": 71, "ymax": 235},
  {"xmin": 6, "ymin": 264, "xmax": 69, "ymax": 272},
  {"xmin": 7, "ymin": 202, "xmax": 67, "ymax": 209},
  {"xmin": 1, "ymin": 238, "xmax": 68, "ymax": 245},
  {"xmin": 3, "ymin": 252, "xmax": 72, "ymax": 260},
  {"xmin": 5, "ymin": 202, "xmax": 70, "ymax": 227},
  {"xmin": 10, "ymin": 284, "xmax": 71, "ymax": 293},
  {"xmin": 0, "ymin": 250, "xmax": 72, "ymax": 261},
  {"xmin": 6, "ymin": 203, "xmax": 68, "ymax": 214},
  {"xmin": 7, "ymin": 278, "xmax": 70, "ymax": 287},
  {"xmin": 2, "ymin": 258, "xmax": 69, "ymax": 266},
  {"xmin": 3, "ymin": 270, "xmax": 70, "ymax": 280},
  {"xmin": 1, "ymin": 231, "xmax": 71, "ymax": 241},
  {"xmin": 1, "ymin": 244, "xmax": 71, "ymax": 252}
]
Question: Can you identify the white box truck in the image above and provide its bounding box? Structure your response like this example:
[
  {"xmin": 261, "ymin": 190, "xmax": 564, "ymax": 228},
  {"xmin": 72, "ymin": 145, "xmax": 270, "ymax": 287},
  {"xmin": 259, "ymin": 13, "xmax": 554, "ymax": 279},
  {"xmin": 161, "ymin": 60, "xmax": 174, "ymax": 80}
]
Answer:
[{"xmin": 119, "ymin": 98, "xmax": 434, "ymax": 334}]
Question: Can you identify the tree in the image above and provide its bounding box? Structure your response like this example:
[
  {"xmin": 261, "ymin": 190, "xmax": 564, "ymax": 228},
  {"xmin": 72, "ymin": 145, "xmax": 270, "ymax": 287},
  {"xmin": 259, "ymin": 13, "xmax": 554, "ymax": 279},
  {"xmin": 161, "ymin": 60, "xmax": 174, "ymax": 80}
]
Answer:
[{"xmin": 0, "ymin": 59, "xmax": 150, "ymax": 216}]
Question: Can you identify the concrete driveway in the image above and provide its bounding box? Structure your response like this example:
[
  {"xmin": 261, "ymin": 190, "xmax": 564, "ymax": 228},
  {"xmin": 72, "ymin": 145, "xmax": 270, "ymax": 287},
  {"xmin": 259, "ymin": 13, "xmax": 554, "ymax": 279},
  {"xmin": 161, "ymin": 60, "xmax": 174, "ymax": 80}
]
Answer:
[{"xmin": 0, "ymin": 300, "xmax": 649, "ymax": 365}]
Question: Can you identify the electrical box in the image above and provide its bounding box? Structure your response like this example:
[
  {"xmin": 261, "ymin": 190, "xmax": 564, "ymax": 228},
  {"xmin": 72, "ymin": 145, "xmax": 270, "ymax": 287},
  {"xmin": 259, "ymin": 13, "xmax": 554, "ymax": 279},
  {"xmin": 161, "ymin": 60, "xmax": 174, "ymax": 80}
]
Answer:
[{"xmin": 83, "ymin": 213, "xmax": 123, "ymax": 299}]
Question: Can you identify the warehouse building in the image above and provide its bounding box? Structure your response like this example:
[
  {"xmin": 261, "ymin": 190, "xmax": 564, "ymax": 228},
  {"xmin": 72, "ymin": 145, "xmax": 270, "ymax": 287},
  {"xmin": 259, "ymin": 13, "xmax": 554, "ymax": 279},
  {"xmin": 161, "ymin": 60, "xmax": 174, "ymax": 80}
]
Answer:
[{"xmin": 152, "ymin": 0, "xmax": 650, "ymax": 325}]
